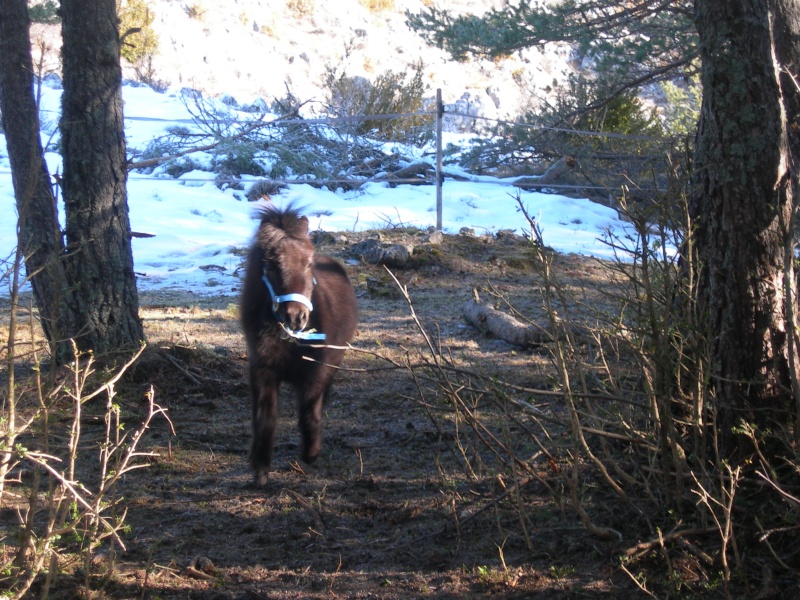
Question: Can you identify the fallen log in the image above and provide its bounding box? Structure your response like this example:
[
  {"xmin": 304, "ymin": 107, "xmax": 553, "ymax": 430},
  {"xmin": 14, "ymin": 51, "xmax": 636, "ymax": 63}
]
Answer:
[
  {"xmin": 514, "ymin": 154, "xmax": 577, "ymax": 190},
  {"xmin": 377, "ymin": 162, "xmax": 434, "ymax": 185},
  {"xmin": 463, "ymin": 299, "xmax": 551, "ymax": 347},
  {"xmin": 349, "ymin": 152, "xmax": 401, "ymax": 178}
]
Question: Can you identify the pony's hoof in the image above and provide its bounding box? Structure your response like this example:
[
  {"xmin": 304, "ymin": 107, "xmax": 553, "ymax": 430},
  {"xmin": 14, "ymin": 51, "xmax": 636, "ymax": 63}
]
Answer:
[
  {"xmin": 254, "ymin": 468, "xmax": 269, "ymax": 487},
  {"xmin": 301, "ymin": 452, "xmax": 319, "ymax": 464}
]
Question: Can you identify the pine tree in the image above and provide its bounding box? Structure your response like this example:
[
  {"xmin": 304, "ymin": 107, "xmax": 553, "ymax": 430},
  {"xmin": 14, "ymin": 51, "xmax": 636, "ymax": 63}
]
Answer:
[
  {"xmin": 406, "ymin": 0, "xmax": 697, "ymax": 106},
  {"xmin": 0, "ymin": 0, "xmax": 145, "ymax": 360}
]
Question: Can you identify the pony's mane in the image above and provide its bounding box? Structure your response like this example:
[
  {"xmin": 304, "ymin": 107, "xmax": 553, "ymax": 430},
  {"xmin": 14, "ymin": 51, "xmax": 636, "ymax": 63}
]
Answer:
[{"xmin": 253, "ymin": 203, "xmax": 309, "ymax": 240}]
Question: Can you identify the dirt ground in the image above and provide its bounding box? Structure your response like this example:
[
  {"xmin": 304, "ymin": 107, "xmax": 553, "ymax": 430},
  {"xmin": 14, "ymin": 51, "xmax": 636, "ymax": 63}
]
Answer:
[{"xmin": 3, "ymin": 229, "xmax": 651, "ymax": 599}]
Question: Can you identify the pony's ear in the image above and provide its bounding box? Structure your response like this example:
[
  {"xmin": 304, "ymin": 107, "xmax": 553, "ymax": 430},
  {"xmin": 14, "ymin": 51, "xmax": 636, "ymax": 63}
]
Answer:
[{"xmin": 299, "ymin": 216, "xmax": 309, "ymax": 235}]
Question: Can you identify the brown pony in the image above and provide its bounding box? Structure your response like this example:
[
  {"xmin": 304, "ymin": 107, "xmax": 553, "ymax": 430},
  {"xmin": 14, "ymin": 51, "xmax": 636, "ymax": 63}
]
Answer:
[{"xmin": 240, "ymin": 204, "xmax": 357, "ymax": 486}]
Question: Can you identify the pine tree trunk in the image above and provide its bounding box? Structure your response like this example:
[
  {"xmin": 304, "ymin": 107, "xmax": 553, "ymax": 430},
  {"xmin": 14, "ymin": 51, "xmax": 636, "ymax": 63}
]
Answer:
[
  {"xmin": 60, "ymin": 0, "xmax": 144, "ymax": 355},
  {"xmin": 0, "ymin": 0, "xmax": 75, "ymax": 350},
  {"xmin": 691, "ymin": 0, "xmax": 800, "ymax": 453}
]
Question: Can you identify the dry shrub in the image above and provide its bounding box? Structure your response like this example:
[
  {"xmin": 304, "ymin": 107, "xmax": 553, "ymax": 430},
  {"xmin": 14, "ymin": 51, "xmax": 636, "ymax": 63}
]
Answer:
[
  {"xmin": 118, "ymin": 0, "xmax": 159, "ymax": 65},
  {"xmin": 286, "ymin": 0, "xmax": 314, "ymax": 18},
  {"xmin": 1, "ymin": 252, "xmax": 167, "ymax": 599},
  {"xmin": 380, "ymin": 172, "xmax": 800, "ymax": 596},
  {"xmin": 359, "ymin": 0, "xmax": 395, "ymax": 12},
  {"xmin": 184, "ymin": 2, "xmax": 207, "ymax": 20},
  {"xmin": 324, "ymin": 60, "xmax": 430, "ymax": 142}
]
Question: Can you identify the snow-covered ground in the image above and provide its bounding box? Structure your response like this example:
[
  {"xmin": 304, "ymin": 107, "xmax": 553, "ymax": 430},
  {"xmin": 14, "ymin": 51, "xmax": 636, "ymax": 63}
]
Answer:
[{"xmin": 1, "ymin": 82, "xmax": 646, "ymax": 297}]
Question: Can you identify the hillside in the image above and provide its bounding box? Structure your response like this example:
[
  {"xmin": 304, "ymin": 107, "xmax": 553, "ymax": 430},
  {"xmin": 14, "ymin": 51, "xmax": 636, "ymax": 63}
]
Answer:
[{"xmin": 130, "ymin": 0, "xmax": 573, "ymax": 126}]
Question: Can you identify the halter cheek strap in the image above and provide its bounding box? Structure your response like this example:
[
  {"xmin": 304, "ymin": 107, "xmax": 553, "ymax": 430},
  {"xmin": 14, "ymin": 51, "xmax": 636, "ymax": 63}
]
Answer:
[
  {"xmin": 261, "ymin": 274, "xmax": 314, "ymax": 313},
  {"xmin": 261, "ymin": 269, "xmax": 326, "ymax": 342}
]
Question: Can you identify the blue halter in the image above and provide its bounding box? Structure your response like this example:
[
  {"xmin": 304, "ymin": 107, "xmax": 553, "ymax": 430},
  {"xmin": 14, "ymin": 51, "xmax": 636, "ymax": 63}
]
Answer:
[{"xmin": 262, "ymin": 270, "xmax": 326, "ymax": 342}]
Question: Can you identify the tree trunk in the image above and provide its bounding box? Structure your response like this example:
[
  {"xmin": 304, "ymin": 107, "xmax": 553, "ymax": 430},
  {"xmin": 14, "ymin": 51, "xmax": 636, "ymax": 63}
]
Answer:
[
  {"xmin": 60, "ymin": 0, "xmax": 144, "ymax": 355},
  {"xmin": 691, "ymin": 0, "xmax": 800, "ymax": 453},
  {"xmin": 0, "ymin": 0, "xmax": 75, "ymax": 351}
]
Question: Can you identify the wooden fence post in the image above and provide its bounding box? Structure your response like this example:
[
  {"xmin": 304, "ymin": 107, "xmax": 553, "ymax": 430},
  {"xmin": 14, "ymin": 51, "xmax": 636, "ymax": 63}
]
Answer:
[{"xmin": 436, "ymin": 88, "xmax": 443, "ymax": 231}]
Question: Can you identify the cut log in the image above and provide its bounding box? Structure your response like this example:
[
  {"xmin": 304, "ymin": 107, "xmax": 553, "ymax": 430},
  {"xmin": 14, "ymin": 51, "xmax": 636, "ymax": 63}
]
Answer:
[
  {"xmin": 378, "ymin": 162, "xmax": 434, "ymax": 185},
  {"xmin": 372, "ymin": 162, "xmax": 469, "ymax": 185},
  {"xmin": 388, "ymin": 162, "xmax": 432, "ymax": 179},
  {"xmin": 463, "ymin": 299, "xmax": 550, "ymax": 347},
  {"xmin": 514, "ymin": 155, "xmax": 577, "ymax": 190}
]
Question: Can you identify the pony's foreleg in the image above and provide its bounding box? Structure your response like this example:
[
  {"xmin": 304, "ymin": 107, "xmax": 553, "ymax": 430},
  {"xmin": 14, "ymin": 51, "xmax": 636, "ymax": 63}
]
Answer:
[
  {"xmin": 297, "ymin": 375, "xmax": 331, "ymax": 464},
  {"xmin": 250, "ymin": 370, "xmax": 279, "ymax": 486}
]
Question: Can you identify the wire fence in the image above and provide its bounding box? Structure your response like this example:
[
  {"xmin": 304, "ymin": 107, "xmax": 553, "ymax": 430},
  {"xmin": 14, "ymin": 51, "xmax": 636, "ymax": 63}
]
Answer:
[
  {"xmin": 125, "ymin": 111, "xmax": 663, "ymax": 141},
  {"xmin": 2, "ymin": 88, "xmax": 675, "ymax": 218}
]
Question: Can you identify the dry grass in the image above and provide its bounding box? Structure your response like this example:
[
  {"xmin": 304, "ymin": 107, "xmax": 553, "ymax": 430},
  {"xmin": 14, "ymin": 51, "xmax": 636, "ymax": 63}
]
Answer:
[
  {"xmin": 286, "ymin": 0, "xmax": 315, "ymax": 18},
  {"xmin": 1, "ymin": 228, "xmax": 659, "ymax": 598},
  {"xmin": 359, "ymin": 0, "xmax": 396, "ymax": 13}
]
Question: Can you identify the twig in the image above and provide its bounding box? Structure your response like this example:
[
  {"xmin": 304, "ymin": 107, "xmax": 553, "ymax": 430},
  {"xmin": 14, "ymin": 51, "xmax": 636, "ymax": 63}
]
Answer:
[
  {"xmin": 623, "ymin": 527, "xmax": 717, "ymax": 562},
  {"xmin": 619, "ymin": 562, "xmax": 659, "ymax": 598},
  {"xmin": 286, "ymin": 490, "xmax": 325, "ymax": 533},
  {"xmin": 308, "ymin": 344, "xmax": 641, "ymax": 404},
  {"xmin": 183, "ymin": 565, "xmax": 216, "ymax": 581},
  {"xmin": 83, "ymin": 344, "xmax": 147, "ymax": 402},
  {"xmin": 457, "ymin": 476, "xmax": 537, "ymax": 527},
  {"xmin": 162, "ymin": 351, "xmax": 202, "ymax": 386},
  {"xmin": 755, "ymin": 516, "xmax": 798, "ymax": 571},
  {"xmin": 755, "ymin": 469, "xmax": 800, "ymax": 507},
  {"xmin": 328, "ymin": 553, "xmax": 343, "ymax": 595}
]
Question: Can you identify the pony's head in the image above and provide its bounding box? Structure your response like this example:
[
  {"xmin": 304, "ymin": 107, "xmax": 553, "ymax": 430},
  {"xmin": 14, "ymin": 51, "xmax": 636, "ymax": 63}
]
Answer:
[{"xmin": 254, "ymin": 204, "xmax": 315, "ymax": 334}]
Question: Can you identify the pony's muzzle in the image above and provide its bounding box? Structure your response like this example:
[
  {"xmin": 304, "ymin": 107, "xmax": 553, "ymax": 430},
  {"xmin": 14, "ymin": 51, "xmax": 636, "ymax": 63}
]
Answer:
[{"xmin": 281, "ymin": 302, "xmax": 311, "ymax": 332}]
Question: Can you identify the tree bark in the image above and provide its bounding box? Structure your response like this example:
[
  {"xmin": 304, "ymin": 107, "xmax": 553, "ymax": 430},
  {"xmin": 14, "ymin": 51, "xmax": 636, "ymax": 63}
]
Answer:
[
  {"xmin": 0, "ymin": 0, "xmax": 74, "ymax": 350},
  {"xmin": 2, "ymin": 0, "xmax": 145, "ymax": 359},
  {"xmin": 691, "ymin": 0, "xmax": 800, "ymax": 453},
  {"xmin": 60, "ymin": 0, "xmax": 144, "ymax": 355}
]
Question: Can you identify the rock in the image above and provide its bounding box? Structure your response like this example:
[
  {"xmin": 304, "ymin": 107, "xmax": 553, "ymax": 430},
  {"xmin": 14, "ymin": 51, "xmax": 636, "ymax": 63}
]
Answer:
[
  {"xmin": 486, "ymin": 85, "xmax": 502, "ymax": 109},
  {"xmin": 309, "ymin": 230, "xmax": 336, "ymax": 246},
  {"xmin": 426, "ymin": 230, "xmax": 444, "ymax": 245},
  {"xmin": 193, "ymin": 555, "xmax": 216, "ymax": 574},
  {"xmin": 459, "ymin": 227, "xmax": 475, "ymax": 236},
  {"xmin": 349, "ymin": 238, "xmax": 383, "ymax": 262},
  {"xmin": 380, "ymin": 244, "xmax": 411, "ymax": 268},
  {"xmin": 349, "ymin": 238, "xmax": 412, "ymax": 267}
]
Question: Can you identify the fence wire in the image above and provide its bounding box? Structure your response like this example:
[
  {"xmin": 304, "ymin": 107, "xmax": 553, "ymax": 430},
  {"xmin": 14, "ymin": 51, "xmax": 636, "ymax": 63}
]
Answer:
[{"xmin": 4, "ymin": 102, "xmax": 677, "ymax": 198}]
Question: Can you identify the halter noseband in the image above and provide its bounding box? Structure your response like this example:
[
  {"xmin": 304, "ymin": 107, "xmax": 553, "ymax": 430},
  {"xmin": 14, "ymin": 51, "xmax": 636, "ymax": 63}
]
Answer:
[{"xmin": 261, "ymin": 268, "xmax": 326, "ymax": 342}]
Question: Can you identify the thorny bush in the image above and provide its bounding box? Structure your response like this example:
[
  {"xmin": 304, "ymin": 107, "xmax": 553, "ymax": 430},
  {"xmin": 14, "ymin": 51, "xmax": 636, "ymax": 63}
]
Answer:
[
  {"xmin": 377, "ymin": 172, "xmax": 800, "ymax": 597},
  {"xmin": 1, "ymin": 249, "xmax": 169, "ymax": 599}
]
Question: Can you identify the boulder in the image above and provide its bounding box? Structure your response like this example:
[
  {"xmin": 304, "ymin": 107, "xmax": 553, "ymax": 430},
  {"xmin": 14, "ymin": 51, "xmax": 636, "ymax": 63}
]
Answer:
[{"xmin": 349, "ymin": 238, "xmax": 413, "ymax": 268}]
